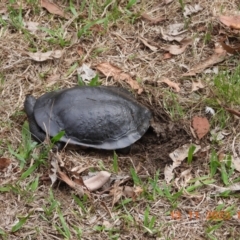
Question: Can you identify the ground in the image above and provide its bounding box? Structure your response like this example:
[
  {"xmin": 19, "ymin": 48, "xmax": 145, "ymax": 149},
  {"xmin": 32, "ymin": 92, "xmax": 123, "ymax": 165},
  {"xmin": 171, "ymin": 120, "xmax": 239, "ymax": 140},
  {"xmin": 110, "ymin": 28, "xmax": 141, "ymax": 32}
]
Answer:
[{"xmin": 1, "ymin": 0, "xmax": 240, "ymax": 239}]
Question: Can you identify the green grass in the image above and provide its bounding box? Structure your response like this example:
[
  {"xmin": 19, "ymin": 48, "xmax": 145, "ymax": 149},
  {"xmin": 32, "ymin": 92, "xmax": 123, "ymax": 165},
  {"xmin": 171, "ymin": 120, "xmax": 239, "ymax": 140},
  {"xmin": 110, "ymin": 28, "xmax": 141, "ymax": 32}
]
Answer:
[{"xmin": 213, "ymin": 65, "xmax": 240, "ymax": 106}]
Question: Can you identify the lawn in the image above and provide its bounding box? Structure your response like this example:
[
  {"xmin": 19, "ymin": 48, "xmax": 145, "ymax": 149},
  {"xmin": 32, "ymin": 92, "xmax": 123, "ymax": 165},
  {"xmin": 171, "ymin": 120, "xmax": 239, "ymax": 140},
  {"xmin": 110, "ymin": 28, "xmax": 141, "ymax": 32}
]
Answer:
[{"xmin": 1, "ymin": 0, "xmax": 240, "ymax": 239}]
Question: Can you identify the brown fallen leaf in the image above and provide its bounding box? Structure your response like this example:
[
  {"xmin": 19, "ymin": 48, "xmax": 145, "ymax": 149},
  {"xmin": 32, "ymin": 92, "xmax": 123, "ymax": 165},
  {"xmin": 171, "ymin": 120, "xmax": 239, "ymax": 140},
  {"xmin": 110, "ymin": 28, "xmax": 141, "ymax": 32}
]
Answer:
[
  {"xmin": 163, "ymin": 52, "xmax": 172, "ymax": 60},
  {"xmin": 138, "ymin": 37, "xmax": 158, "ymax": 51},
  {"xmin": 163, "ymin": 38, "xmax": 192, "ymax": 55},
  {"xmin": 27, "ymin": 50, "xmax": 63, "ymax": 62},
  {"xmin": 159, "ymin": 77, "xmax": 180, "ymax": 92},
  {"xmin": 96, "ymin": 62, "xmax": 143, "ymax": 94},
  {"xmin": 110, "ymin": 183, "xmax": 123, "ymax": 207},
  {"xmin": 77, "ymin": 45, "xmax": 85, "ymax": 56},
  {"xmin": 192, "ymin": 116, "xmax": 210, "ymax": 139},
  {"xmin": 0, "ymin": 158, "xmax": 11, "ymax": 171},
  {"xmin": 165, "ymin": 0, "xmax": 173, "ymax": 4},
  {"xmin": 141, "ymin": 13, "xmax": 165, "ymax": 25},
  {"xmin": 220, "ymin": 41, "xmax": 240, "ymax": 54},
  {"xmin": 191, "ymin": 79, "xmax": 205, "ymax": 92},
  {"xmin": 41, "ymin": 0, "xmax": 66, "ymax": 18},
  {"xmin": 219, "ymin": 15, "xmax": 240, "ymax": 30},
  {"xmin": 58, "ymin": 170, "xmax": 85, "ymax": 196},
  {"xmin": 123, "ymin": 186, "xmax": 143, "ymax": 201},
  {"xmin": 182, "ymin": 45, "xmax": 227, "ymax": 76}
]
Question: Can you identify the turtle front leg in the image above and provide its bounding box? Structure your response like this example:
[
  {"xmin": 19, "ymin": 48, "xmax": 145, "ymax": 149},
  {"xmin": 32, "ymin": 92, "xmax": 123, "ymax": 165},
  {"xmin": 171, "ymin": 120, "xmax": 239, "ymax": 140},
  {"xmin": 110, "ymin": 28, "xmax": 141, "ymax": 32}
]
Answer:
[{"xmin": 24, "ymin": 95, "xmax": 46, "ymax": 143}]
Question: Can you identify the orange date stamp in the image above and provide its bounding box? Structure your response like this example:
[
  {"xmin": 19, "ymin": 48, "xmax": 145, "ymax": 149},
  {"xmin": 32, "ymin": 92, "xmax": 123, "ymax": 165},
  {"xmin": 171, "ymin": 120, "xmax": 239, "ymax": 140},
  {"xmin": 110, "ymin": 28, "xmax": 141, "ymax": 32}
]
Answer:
[{"xmin": 171, "ymin": 210, "xmax": 232, "ymax": 221}]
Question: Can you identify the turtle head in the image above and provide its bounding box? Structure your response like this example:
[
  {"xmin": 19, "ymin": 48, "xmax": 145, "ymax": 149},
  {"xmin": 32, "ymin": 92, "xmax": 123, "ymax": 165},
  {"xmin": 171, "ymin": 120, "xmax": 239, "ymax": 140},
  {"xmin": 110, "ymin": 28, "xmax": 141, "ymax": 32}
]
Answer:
[{"xmin": 24, "ymin": 95, "xmax": 36, "ymax": 117}]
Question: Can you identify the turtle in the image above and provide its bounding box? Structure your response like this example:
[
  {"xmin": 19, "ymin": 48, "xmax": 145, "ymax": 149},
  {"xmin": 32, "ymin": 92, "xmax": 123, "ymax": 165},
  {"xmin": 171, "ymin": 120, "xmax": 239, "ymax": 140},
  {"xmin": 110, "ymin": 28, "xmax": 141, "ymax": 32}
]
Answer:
[{"xmin": 24, "ymin": 86, "xmax": 152, "ymax": 151}]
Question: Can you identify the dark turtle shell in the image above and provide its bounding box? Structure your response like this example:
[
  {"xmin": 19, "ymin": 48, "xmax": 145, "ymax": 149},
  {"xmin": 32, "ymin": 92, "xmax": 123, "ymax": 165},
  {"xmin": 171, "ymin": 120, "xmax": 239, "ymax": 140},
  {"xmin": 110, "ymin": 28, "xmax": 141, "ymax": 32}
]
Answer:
[{"xmin": 32, "ymin": 86, "xmax": 151, "ymax": 150}]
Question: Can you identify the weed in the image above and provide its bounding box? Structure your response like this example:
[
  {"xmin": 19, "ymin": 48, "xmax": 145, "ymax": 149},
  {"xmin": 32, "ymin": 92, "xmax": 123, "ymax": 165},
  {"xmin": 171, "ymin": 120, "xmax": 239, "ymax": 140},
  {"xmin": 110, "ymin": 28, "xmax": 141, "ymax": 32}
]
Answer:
[
  {"xmin": 126, "ymin": 0, "xmax": 138, "ymax": 9},
  {"xmin": 209, "ymin": 150, "xmax": 220, "ymax": 177},
  {"xmin": 143, "ymin": 206, "xmax": 157, "ymax": 234},
  {"xmin": 209, "ymin": 151, "xmax": 234, "ymax": 185},
  {"xmin": 8, "ymin": 122, "xmax": 37, "ymax": 169},
  {"xmin": 55, "ymin": 208, "xmax": 72, "ymax": 239},
  {"xmin": 213, "ymin": 66, "xmax": 240, "ymax": 106},
  {"xmin": 40, "ymin": 27, "xmax": 70, "ymax": 47},
  {"xmin": 178, "ymin": 0, "xmax": 185, "ymax": 11},
  {"xmin": 72, "ymin": 194, "xmax": 88, "ymax": 214},
  {"xmin": 148, "ymin": 170, "xmax": 164, "ymax": 199},
  {"xmin": 11, "ymin": 214, "xmax": 31, "ymax": 233},
  {"xmin": 69, "ymin": 0, "xmax": 78, "ymax": 17},
  {"xmin": 130, "ymin": 167, "xmax": 141, "ymax": 185},
  {"xmin": 163, "ymin": 91, "xmax": 185, "ymax": 121},
  {"xmin": 77, "ymin": 18, "xmax": 107, "ymax": 38},
  {"xmin": 77, "ymin": 74, "xmax": 100, "ymax": 86},
  {"xmin": 0, "ymin": 228, "xmax": 7, "ymax": 240},
  {"xmin": 42, "ymin": 189, "xmax": 60, "ymax": 218},
  {"xmin": 187, "ymin": 145, "xmax": 196, "ymax": 164}
]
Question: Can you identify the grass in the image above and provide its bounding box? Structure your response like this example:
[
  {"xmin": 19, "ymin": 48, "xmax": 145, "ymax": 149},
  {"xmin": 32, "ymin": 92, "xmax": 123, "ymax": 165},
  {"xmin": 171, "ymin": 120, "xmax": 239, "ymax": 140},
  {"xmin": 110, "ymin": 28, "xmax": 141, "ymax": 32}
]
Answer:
[{"xmin": 1, "ymin": 0, "xmax": 240, "ymax": 239}]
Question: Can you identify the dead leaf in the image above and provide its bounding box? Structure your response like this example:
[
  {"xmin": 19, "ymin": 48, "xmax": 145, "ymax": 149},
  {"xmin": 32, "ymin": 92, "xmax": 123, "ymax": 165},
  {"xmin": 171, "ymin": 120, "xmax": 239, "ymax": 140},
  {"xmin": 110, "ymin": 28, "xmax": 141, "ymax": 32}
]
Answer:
[
  {"xmin": 138, "ymin": 37, "xmax": 158, "ymax": 51},
  {"xmin": 96, "ymin": 62, "xmax": 143, "ymax": 94},
  {"xmin": 77, "ymin": 45, "xmax": 84, "ymax": 56},
  {"xmin": 191, "ymin": 79, "xmax": 205, "ymax": 92},
  {"xmin": 0, "ymin": 158, "xmax": 11, "ymax": 171},
  {"xmin": 163, "ymin": 52, "xmax": 172, "ymax": 59},
  {"xmin": 169, "ymin": 143, "xmax": 201, "ymax": 162},
  {"xmin": 225, "ymin": 107, "xmax": 240, "ymax": 118},
  {"xmin": 210, "ymin": 127, "xmax": 230, "ymax": 141},
  {"xmin": 141, "ymin": 13, "xmax": 165, "ymax": 25},
  {"xmin": 71, "ymin": 165, "xmax": 94, "ymax": 174},
  {"xmin": 182, "ymin": 45, "xmax": 227, "ymax": 76},
  {"xmin": 58, "ymin": 170, "xmax": 84, "ymax": 196},
  {"xmin": 232, "ymin": 134, "xmax": 240, "ymax": 172},
  {"xmin": 209, "ymin": 183, "xmax": 240, "ymax": 193},
  {"xmin": 123, "ymin": 186, "xmax": 134, "ymax": 198},
  {"xmin": 49, "ymin": 157, "xmax": 59, "ymax": 186},
  {"xmin": 164, "ymin": 164, "xmax": 175, "ymax": 183},
  {"xmin": 232, "ymin": 148, "xmax": 240, "ymax": 172},
  {"xmin": 24, "ymin": 21, "xmax": 39, "ymax": 33},
  {"xmin": 41, "ymin": 0, "xmax": 66, "ymax": 18},
  {"xmin": 175, "ymin": 168, "xmax": 192, "ymax": 187},
  {"xmin": 84, "ymin": 171, "xmax": 111, "ymax": 191},
  {"xmin": 168, "ymin": 23, "xmax": 186, "ymax": 36},
  {"xmin": 102, "ymin": 220, "xmax": 112, "ymax": 228},
  {"xmin": 77, "ymin": 64, "xmax": 96, "ymax": 82},
  {"xmin": 165, "ymin": 143, "xmax": 201, "ymax": 183},
  {"xmin": 192, "ymin": 116, "xmax": 210, "ymax": 139},
  {"xmin": 27, "ymin": 50, "xmax": 63, "ymax": 62},
  {"xmin": 165, "ymin": 0, "xmax": 173, "ymax": 4},
  {"xmin": 220, "ymin": 41, "xmax": 240, "ymax": 54},
  {"xmin": 159, "ymin": 77, "xmax": 180, "ymax": 92},
  {"xmin": 110, "ymin": 184, "xmax": 123, "ymax": 206},
  {"xmin": 219, "ymin": 15, "xmax": 240, "ymax": 30},
  {"xmin": 163, "ymin": 38, "xmax": 192, "ymax": 55},
  {"xmin": 160, "ymin": 28, "xmax": 186, "ymax": 42},
  {"xmin": 183, "ymin": 4, "xmax": 203, "ymax": 17},
  {"xmin": 123, "ymin": 186, "xmax": 143, "ymax": 201}
]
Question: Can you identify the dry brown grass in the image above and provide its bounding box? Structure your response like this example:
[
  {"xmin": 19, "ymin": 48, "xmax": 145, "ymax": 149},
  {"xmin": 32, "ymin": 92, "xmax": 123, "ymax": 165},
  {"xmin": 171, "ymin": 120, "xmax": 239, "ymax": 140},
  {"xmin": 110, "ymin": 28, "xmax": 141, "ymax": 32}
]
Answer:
[{"xmin": 1, "ymin": 0, "xmax": 240, "ymax": 239}]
